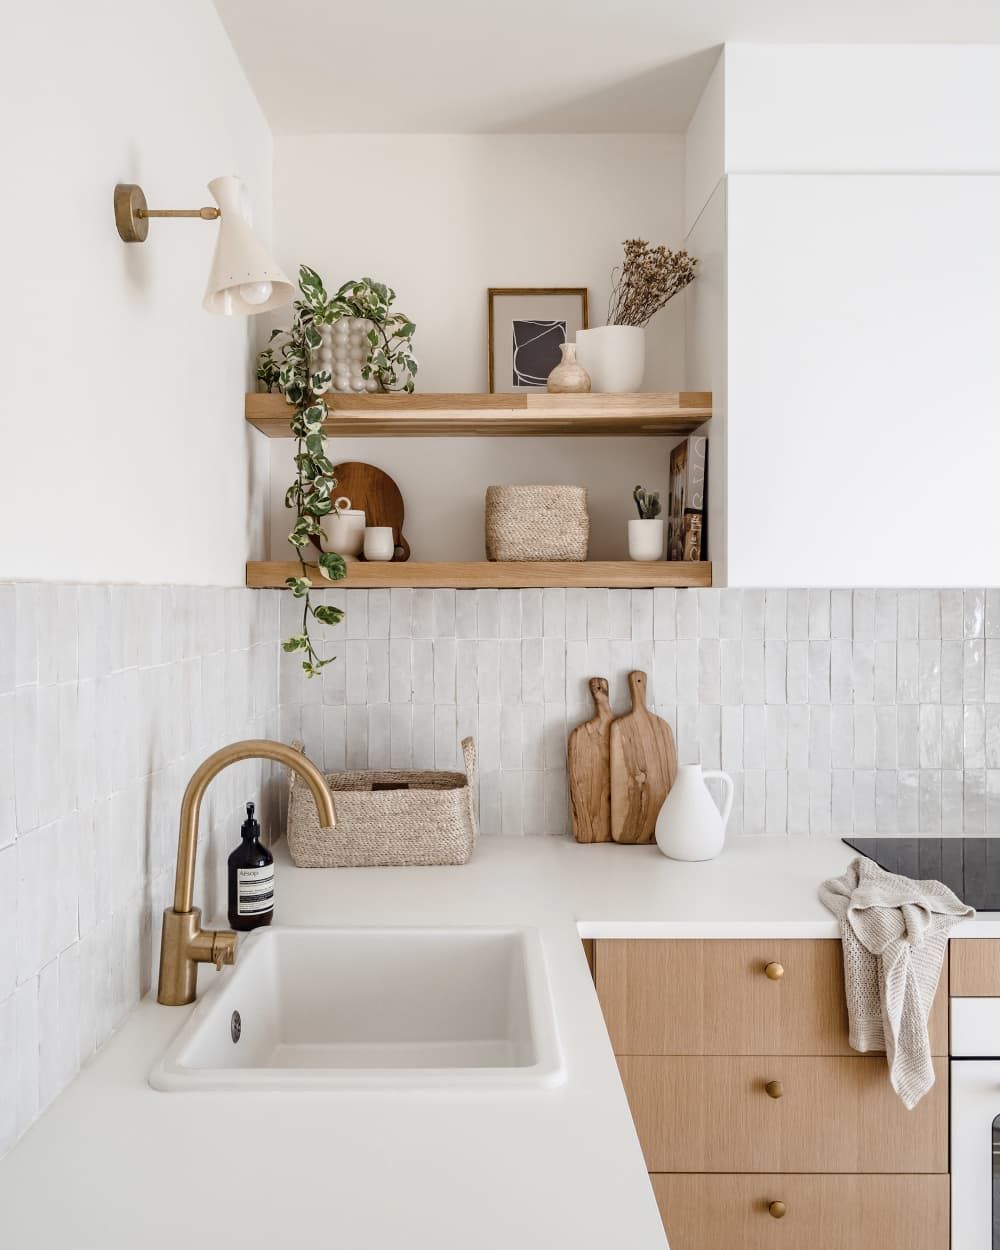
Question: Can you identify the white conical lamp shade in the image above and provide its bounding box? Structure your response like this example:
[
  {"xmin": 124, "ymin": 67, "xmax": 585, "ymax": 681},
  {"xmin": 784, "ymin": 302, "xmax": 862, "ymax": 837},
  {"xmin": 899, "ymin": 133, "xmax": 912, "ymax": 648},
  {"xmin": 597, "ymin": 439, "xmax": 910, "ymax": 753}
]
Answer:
[{"xmin": 202, "ymin": 176, "xmax": 295, "ymax": 316}]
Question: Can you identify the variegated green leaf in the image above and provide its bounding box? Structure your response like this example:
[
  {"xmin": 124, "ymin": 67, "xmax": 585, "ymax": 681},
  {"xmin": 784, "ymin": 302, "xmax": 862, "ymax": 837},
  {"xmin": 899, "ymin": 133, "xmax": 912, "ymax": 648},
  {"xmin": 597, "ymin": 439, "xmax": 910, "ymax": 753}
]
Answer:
[
  {"xmin": 318, "ymin": 551, "xmax": 347, "ymax": 582},
  {"xmin": 312, "ymin": 604, "xmax": 344, "ymax": 626}
]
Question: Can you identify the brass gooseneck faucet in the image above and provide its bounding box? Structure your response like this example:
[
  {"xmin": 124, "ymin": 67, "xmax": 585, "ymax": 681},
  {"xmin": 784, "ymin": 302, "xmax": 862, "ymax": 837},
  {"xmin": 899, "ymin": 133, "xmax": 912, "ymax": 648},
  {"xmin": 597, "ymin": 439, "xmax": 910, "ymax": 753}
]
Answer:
[{"xmin": 157, "ymin": 739, "xmax": 335, "ymax": 1006}]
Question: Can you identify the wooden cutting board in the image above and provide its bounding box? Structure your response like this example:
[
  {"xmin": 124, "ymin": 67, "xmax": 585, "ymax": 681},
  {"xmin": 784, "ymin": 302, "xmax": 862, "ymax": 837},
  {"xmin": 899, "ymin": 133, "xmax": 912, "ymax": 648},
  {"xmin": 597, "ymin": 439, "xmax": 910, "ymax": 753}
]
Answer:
[
  {"xmin": 567, "ymin": 677, "xmax": 613, "ymax": 843},
  {"xmin": 332, "ymin": 461, "xmax": 410, "ymax": 561},
  {"xmin": 610, "ymin": 670, "xmax": 678, "ymax": 844}
]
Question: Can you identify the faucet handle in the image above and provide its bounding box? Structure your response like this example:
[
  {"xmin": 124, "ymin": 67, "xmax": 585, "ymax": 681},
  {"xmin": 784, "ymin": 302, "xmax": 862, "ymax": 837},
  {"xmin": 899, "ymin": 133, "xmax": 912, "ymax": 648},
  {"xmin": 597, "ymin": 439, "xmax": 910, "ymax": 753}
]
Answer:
[{"xmin": 212, "ymin": 931, "xmax": 237, "ymax": 971}]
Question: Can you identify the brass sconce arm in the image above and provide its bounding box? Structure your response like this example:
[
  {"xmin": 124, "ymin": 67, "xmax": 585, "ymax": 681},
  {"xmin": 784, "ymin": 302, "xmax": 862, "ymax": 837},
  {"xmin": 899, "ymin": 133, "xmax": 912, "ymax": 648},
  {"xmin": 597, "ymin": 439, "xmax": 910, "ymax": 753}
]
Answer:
[
  {"xmin": 115, "ymin": 183, "xmax": 219, "ymax": 242},
  {"xmin": 157, "ymin": 739, "xmax": 335, "ymax": 1005},
  {"xmin": 140, "ymin": 206, "xmax": 221, "ymax": 220}
]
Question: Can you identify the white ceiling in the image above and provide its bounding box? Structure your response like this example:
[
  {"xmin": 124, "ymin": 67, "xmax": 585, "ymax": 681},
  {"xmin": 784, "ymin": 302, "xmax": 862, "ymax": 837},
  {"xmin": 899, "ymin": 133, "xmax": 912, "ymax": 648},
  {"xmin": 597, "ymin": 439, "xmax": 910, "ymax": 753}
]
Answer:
[{"xmin": 213, "ymin": 0, "xmax": 1000, "ymax": 134}]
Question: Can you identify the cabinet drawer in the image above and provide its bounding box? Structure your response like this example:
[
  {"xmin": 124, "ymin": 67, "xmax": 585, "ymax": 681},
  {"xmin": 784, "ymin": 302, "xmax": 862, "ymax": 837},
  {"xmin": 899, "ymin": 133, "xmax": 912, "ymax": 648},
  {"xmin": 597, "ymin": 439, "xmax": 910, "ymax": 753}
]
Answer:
[
  {"xmin": 950, "ymin": 938, "xmax": 1000, "ymax": 995},
  {"xmin": 620, "ymin": 1055, "xmax": 948, "ymax": 1173},
  {"xmin": 650, "ymin": 1173, "xmax": 949, "ymax": 1250},
  {"xmin": 595, "ymin": 939, "xmax": 948, "ymax": 1056}
]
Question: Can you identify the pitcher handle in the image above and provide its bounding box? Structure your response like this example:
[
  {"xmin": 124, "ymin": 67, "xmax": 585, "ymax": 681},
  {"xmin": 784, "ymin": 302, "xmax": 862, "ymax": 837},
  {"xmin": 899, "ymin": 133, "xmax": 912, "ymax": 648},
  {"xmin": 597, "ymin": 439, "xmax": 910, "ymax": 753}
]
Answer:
[{"xmin": 701, "ymin": 770, "xmax": 735, "ymax": 831}]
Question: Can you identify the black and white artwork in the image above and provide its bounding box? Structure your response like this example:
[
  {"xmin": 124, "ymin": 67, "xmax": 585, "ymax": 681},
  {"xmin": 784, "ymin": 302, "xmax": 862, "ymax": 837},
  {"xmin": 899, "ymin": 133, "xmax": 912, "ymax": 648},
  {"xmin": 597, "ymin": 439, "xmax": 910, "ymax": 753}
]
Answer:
[
  {"xmin": 511, "ymin": 319, "xmax": 567, "ymax": 388},
  {"xmin": 488, "ymin": 289, "xmax": 588, "ymax": 393}
]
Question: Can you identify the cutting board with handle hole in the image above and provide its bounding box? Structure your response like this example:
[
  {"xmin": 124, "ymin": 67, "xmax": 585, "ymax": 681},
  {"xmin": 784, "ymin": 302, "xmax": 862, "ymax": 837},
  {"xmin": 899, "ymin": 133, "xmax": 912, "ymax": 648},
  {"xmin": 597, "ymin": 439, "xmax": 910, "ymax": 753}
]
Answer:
[
  {"xmin": 610, "ymin": 670, "xmax": 678, "ymax": 844},
  {"xmin": 567, "ymin": 677, "xmax": 613, "ymax": 843}
]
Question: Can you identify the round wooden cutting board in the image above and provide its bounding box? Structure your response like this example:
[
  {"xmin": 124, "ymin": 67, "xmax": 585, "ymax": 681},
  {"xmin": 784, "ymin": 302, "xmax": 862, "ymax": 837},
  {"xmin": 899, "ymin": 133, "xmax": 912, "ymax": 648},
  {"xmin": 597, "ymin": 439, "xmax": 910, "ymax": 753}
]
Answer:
[{"xmin": 332, "ymin": 461, "xmax": 410, "ymax": 561}]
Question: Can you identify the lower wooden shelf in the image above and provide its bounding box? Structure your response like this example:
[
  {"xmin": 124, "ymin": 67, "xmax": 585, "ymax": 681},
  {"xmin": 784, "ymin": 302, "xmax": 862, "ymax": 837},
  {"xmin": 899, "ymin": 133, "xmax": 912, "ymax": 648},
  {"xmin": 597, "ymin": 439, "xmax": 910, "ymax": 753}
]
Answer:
[{"xmin": 246, "ymin": 560, "xmax": 712, "ymax": 589}]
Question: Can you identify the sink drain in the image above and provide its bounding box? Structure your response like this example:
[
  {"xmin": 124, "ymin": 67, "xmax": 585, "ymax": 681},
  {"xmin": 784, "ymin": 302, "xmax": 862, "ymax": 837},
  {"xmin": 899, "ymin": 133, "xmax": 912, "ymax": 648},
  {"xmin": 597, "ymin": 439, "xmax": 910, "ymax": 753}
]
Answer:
[{"xmin": 230, "ymin": 1010, "xmax": 242, "ymax": 1043}]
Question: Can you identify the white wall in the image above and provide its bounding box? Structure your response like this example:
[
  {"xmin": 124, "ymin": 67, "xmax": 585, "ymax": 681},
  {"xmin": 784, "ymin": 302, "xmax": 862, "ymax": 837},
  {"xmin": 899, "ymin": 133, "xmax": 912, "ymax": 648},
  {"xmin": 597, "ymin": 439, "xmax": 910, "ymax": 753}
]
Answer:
[
  {"xmin": 683, "ymin": 182, "xmax": 726, "ymax": 582},
  {"xmin": 683, "ymin": 50, "xmax": 725, "ymax": 233},
  {"xmin": 264, "ymin": 134, "xmax": 687, "ymax": 561},
  {"xmin": 0, "ymin": 0, "xmax": 273, "ymax": 585},
  {"xmin": 266, "ymin": 436, "xmax": 675, "ymax": 563},
  {"xmin": 724, "ymin": 44, "xmax": 1000, "ymax": 173}
]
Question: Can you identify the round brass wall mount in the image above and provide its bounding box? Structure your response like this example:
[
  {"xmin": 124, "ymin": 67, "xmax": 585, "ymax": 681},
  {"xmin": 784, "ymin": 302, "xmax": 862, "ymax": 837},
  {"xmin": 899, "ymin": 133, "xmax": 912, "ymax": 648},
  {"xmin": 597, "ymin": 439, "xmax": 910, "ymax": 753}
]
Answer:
[{"xmin": 114, "ymin": 183, "xmax": 149, "ymax": 242}]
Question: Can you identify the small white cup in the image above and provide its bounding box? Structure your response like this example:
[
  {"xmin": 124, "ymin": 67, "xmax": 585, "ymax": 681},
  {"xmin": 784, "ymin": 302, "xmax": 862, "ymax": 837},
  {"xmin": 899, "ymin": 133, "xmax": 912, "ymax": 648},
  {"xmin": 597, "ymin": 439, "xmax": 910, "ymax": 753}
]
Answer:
[{"xmin": 363, "ymin": 526, "xmax": 395, "ymax": 562}]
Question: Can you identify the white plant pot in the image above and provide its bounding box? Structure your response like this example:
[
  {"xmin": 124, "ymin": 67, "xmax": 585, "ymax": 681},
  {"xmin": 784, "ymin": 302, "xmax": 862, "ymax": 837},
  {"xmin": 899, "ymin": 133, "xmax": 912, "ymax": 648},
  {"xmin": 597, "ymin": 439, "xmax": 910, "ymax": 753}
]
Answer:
[
  {"xmin": 655, "ymin": 763, "xmax": 735, "ymax": 862},
  {"xmin": 575, "ymin": 325, "xmax": 645, "ymax": 393},
  {"xmin": 628, "ymin": 518, "xmax": 664, "ymax": 562}
]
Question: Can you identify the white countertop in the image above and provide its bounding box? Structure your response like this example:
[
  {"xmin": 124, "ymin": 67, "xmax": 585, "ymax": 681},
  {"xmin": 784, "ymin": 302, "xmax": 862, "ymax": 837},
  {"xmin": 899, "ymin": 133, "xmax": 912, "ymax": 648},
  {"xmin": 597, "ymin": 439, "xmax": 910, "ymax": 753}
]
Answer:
[{"xmin": 1, "ymin": 834, "xmax": 995, "ymax": 1249}]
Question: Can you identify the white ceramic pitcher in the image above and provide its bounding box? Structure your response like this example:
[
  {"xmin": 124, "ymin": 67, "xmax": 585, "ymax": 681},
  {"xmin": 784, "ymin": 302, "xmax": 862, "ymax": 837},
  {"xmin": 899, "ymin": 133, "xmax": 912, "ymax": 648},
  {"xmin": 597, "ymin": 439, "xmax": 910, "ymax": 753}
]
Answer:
[{"xmin": 654, "ymin": 763, "xmax": 735, "ymax": 861}]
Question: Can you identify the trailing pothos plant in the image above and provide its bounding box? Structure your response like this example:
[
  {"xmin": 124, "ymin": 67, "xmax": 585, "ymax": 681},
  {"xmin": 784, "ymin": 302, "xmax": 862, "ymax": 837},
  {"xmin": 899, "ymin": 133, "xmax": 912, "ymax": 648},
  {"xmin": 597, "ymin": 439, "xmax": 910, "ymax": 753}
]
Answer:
[{"xmin": 256, "ymin": 266, "xmax": 418, "ymax": 676}]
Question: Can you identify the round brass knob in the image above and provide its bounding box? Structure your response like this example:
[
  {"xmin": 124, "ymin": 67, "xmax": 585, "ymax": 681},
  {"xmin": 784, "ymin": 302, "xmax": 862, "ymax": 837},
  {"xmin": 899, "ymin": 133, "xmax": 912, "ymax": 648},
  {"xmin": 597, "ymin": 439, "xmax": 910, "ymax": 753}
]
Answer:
[
  {"xmin": 768, "ymin": 1201, "xmax": 787, "ymax": 1219},
  {"xmin": 765, "ymin": 1080, "xmax": 784, "ymax": 1100},
  {"xmin": 764, "ymin": 961, "xmax": 784, "ymax": 980}
]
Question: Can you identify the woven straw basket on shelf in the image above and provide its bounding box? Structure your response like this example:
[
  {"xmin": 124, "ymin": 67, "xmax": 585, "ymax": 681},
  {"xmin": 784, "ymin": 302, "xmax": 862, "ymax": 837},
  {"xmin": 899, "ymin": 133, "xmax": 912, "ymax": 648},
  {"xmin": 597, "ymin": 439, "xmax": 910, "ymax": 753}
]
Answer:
[
  {"xmin": 286, "ymin": 738, "xmax": 478, "ymax": 868},
  {"xmin": 484, "ymin": 484, "xmax": 588, "ymax": 561}
]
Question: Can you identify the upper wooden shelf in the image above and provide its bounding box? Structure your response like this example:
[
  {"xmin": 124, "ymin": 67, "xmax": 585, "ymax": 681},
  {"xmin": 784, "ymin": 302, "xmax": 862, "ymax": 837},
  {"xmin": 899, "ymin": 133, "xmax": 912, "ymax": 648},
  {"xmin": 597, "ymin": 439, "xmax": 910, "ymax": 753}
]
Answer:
[
  {"xmin": 247, "ymin": 560, "xmax": 712, "ymax": 590},
  {"xmin": 245, "ymin": 391, "xmax": 712, "ymax": 438}
]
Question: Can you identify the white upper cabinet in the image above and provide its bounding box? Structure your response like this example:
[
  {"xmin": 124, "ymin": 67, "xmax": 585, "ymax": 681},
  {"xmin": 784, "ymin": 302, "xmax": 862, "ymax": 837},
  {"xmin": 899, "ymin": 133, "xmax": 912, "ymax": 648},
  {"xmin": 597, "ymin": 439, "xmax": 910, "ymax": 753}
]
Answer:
[
  {"xmin": 686, "ymin": 45, "xmax": 1000, "ymax": 587},
  {"xmin": 727, "ymin": 173, "xmax": 1000, "ymax": 587}
]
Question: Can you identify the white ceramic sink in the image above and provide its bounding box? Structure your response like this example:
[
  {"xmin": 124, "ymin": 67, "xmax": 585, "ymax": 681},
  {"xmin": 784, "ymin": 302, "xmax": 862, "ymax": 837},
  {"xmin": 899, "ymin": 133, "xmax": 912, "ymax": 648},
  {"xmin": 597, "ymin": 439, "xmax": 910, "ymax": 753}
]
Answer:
[{"xmin": 150, "ymin": 926, "xmax": 564, "ymax": 1091}]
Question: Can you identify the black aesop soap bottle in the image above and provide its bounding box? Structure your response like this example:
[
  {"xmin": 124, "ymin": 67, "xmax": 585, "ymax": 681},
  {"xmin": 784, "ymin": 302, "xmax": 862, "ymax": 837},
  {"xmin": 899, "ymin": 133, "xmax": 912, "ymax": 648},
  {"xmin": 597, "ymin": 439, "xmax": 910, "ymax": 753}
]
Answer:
[{"xmin": 227, "ymin": 801, "xmax": 274, "ymax": 931}]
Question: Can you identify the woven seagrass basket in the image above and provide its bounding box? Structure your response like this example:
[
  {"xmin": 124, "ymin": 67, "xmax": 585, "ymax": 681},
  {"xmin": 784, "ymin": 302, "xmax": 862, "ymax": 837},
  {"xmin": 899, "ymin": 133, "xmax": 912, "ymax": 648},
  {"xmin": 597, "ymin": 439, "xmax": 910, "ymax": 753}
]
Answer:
[
  {"xmin": 286, "ymin": 738, "xmax": 478, "ymax": 868},
  {"xmin": 484, "ymin": 484, "xmax": 588, "ymax": 561}
]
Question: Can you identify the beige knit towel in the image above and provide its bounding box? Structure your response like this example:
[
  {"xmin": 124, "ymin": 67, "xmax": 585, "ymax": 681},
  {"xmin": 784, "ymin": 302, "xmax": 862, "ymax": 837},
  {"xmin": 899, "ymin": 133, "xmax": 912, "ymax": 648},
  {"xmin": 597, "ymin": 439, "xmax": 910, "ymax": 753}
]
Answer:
[{"xmin": 820, "ymin": 856, "xmax": 973, "ymax": 1109}]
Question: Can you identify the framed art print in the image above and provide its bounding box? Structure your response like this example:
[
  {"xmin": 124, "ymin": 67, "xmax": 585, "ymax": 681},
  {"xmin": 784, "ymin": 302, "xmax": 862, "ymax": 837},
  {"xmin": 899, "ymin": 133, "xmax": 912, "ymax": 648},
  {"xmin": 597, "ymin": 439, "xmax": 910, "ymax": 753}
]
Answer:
[{"xmin": 487, "ymin": 287, "xmax": 589, "ymax": 393}]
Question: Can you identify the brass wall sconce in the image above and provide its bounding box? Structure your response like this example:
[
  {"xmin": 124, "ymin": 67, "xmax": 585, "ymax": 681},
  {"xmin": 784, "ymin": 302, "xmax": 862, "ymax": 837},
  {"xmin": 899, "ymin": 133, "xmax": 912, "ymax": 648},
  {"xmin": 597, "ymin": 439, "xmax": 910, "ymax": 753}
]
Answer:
[{"xmin": 113, "ymin": 175, "xmax": 293, "ymax": 316}]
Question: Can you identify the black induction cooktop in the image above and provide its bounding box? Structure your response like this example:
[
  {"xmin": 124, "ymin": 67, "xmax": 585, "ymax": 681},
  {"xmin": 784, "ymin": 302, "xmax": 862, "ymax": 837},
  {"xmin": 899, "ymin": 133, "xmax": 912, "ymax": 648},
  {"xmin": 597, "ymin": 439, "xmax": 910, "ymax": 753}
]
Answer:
[{"xmin": 842, "ymin": 837, "xmax": 1000, "ymax": 911}]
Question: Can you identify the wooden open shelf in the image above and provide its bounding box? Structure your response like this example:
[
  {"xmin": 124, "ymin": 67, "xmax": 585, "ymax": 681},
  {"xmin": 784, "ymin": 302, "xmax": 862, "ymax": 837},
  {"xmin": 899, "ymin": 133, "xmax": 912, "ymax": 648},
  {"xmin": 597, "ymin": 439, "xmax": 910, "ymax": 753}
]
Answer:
[
  {"xmin": 245, "ymin": 391, "xmax": 712, "ymax": 438},
  {"xmin": 247, "ymin": 561, "xmax": 712, "ymax": 590}
]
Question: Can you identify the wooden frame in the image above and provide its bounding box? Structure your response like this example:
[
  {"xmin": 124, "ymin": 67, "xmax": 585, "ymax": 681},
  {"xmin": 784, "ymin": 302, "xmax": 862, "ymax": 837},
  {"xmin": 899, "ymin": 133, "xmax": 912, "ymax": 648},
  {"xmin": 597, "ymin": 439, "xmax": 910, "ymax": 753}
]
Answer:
[{"xmin": 487, "ymin": 287, "xmax": 589, "ymax": 393}]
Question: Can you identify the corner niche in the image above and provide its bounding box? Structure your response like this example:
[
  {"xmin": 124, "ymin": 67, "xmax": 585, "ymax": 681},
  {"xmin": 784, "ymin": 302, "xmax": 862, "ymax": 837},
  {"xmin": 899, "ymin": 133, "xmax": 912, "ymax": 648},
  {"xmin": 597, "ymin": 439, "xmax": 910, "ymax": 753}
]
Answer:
[{"xmin": 245, "ymin": 391, "xmax": 712, "ymax": 589}]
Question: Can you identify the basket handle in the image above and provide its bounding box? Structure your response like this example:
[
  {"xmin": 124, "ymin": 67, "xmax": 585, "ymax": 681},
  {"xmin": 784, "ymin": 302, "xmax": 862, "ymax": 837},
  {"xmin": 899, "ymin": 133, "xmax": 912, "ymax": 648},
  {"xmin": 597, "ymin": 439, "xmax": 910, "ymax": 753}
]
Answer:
[
  {"xmin": 461, "ymin": 737, "xmax": 477, "ymax": 786},
  {"xmin": 461, "ymin": 737, "xmax": 479, "ymax": 847},
  {"xmin": 288, "ymin": 740, "xmax": 305, "ymax": 796},
  {"xmin": 287, "ymin": 739, "xmax": 337, "ymax": 825}
]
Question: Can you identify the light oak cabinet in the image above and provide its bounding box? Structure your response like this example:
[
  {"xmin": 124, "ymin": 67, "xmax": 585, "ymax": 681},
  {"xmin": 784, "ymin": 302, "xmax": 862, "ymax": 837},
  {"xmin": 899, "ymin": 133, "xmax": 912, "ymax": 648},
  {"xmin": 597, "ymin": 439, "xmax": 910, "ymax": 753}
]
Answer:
[
  {"xmin": 595, "ymin": 938, "xmax": 948, "ymax": 1056},
  {"xmin": 950, "ymin": 938, "xmax": 1000, "ymax": 996},
  {"xmin": 594, "ymin": 939, "xmax": 950, "ymax": 1250},
  {"xmin": 619, "ymin": 1054, "xmax": 948, "ymax": 1174},
  {"xmin": 649, "ymin": 1173, "xmax": 950, "ymax": 1250}
]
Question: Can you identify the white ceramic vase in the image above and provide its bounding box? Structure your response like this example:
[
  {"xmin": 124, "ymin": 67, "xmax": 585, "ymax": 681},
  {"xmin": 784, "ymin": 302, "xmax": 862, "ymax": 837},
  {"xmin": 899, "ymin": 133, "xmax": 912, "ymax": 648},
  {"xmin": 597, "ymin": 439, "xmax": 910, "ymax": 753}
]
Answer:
[
  {"xmin": 654, "ymin": 764, "xmax": 735, "ymax": 861},
  {"xmin": 575, "ymin": 325, "xmax": 645, "ymax": 393},
  {"xmin": 628, "ymin": 518, "xmax": 664, "ymax": 561}
]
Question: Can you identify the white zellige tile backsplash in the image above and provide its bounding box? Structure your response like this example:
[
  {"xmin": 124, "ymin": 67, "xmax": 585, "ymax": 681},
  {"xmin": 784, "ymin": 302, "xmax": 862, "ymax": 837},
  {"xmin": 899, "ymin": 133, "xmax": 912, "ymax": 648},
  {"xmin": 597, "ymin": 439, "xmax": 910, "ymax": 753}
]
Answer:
[
  {"xmin": 3, "ymin": 580, "xmax": 1000, "ymax": 1158},
  {"xmin": 0, "ymin": 583, "xmax": 282, "ymax": 1156},
  {"xmin": 280, "ymin": 587, "xmax": 1000, "ymax": 840}
]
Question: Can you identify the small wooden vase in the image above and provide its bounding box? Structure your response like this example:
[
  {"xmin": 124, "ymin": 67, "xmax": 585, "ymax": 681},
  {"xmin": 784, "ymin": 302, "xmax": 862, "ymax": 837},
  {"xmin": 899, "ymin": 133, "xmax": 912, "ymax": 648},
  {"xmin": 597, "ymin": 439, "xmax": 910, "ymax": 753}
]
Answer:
[{"xmin": 546, "ymin": 342, "xmax": 591, "ymax": 393}]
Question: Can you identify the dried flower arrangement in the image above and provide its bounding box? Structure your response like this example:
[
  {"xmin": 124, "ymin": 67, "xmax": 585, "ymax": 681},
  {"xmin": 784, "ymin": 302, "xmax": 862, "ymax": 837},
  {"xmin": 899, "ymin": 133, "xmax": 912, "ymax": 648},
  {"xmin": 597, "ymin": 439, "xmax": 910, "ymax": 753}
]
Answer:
[{"xmin": 607, "ymin": 239, "xmax": 697, "ymax": 329}]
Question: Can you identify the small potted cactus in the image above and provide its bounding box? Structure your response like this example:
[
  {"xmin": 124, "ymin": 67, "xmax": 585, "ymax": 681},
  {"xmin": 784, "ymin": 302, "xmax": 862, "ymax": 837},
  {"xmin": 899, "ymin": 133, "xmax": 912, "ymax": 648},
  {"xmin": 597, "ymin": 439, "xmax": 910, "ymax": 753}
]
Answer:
[{"xmin": 629, "ymin": 485, "xmax": 664, "ymax": 561}]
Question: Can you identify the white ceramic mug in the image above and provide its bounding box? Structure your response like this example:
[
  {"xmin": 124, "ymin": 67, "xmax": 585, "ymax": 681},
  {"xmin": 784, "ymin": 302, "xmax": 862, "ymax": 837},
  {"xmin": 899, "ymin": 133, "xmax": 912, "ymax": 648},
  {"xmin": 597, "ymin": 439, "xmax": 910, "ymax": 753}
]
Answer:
[
  {"xmin": 321, "ymin": 497, "xmax": 365, "ymax": 559},
  {"xmin": 363, "ymin": 526, "xmax": 395, "ymax": 562}
]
